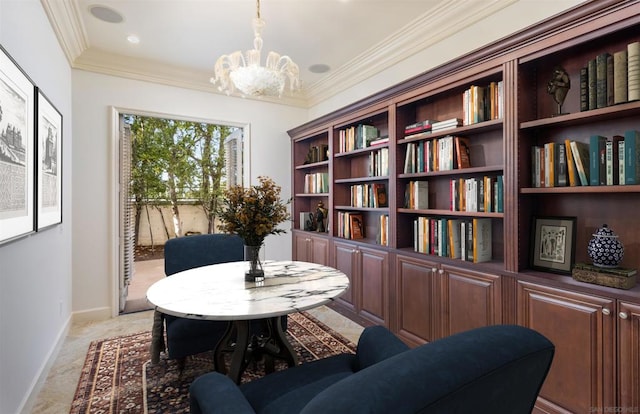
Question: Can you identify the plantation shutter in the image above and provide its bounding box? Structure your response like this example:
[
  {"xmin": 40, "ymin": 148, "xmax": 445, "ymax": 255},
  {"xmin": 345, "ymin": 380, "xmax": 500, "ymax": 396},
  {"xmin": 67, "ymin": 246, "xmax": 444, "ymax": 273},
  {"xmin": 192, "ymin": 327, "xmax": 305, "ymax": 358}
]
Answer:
[{"xmin": 119, "ymin": 116, "xmax": 135, "ymax": 311}]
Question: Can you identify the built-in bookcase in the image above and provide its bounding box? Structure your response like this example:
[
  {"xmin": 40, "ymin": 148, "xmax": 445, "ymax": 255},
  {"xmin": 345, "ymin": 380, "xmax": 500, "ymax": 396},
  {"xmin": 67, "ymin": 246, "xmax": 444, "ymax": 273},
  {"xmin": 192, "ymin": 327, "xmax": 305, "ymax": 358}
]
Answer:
[
  {"xmin": 289, "ymin": 3, "xmax": 640, "ymax": 411},
  {"xmin": 394, "ymin": 70, "xmax": 505, "ymax": 265},
  {"xmin": 516, "ymin": 19, "xmax": 640, "ymax": 273},
  {"xmin": 292, "ymin": 130, "xmax": 330, "ymax": 233},
  {"xmin": 332, "ymin": 110, "xmax": 391, "ymax": 246}
]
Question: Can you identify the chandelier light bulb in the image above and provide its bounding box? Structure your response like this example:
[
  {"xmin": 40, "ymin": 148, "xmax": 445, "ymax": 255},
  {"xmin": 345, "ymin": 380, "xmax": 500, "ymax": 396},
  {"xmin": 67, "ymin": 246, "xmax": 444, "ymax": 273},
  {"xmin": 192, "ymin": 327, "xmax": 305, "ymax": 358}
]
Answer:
[{"xmin": 212, "ymin": 0, "xmax": 300, "ymax": 97}]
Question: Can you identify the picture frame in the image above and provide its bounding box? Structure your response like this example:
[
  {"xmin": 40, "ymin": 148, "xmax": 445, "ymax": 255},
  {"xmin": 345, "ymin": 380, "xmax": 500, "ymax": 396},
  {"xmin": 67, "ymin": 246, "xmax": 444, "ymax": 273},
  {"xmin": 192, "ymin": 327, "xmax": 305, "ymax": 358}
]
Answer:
[
  {"xmin": 36, "ymin": 88, "xmax": 62, "ymax": 230},
  {"xmin": 530, "ymin": 216, "xmax": 576, "ymax": 274},
  {"xmin": 0, "ymin": 45, "xmax": 36, "ymax": 244}
]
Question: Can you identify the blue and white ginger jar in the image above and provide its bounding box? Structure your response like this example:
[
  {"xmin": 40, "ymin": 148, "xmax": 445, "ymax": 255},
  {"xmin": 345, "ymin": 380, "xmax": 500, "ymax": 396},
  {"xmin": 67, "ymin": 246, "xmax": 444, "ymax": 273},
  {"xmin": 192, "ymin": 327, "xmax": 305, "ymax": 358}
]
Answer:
[{"xmin": 587, "ymin": 224, "xmax": 624, "ymax": 268}]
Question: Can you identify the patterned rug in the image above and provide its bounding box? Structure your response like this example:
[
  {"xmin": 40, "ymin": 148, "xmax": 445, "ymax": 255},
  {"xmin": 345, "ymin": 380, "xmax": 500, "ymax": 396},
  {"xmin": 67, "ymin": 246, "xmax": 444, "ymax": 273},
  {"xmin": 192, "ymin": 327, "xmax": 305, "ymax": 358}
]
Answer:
[{"xmin": 70, "ymin": 311, "xmax": 356, "ymax": 413}]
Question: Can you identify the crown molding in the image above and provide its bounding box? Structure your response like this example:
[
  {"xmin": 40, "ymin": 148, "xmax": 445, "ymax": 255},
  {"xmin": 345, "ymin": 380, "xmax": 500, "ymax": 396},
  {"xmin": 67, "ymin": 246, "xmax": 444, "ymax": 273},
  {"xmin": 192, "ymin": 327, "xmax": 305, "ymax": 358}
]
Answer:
[
  {"xmin": 41, "ymin": 0, "xmax": 516, "ymax": 109},
  {"xmin": 40, "ymin": 0, "xmax": 88, "ymax": 64},
  {"xmin": 303, "ymin": 0, "xmax": 518, "ymax": 107}
]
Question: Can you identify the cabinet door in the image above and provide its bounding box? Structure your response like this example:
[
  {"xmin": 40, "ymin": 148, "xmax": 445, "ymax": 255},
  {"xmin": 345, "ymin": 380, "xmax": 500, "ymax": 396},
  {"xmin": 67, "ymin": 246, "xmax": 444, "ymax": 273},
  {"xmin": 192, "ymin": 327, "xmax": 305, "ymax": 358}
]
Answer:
[
  {"xmin": 395, "ymin": 254, "xmax": 438, "ymax": 346},
  {"xmin": 618, "ymin": 301, "xmax": 640, "ymax": 410},
  {"xmin": 441, "ymin": 265, "xmax": 501, "ymax": 339},
  {"xmin": 517, "ymin": 282, "xmax": 615, "ymax": 414},
  {"xmin": 310, "ymin": 236, "xmax": 329, "ymax": 266},
  {"xmin": 293, "ymin": 232, "xmax": 311, "ymax": 262},
  {"xmin": 332, "ymin": 240, "xmax": 358, "ymax": 311},
  {"xmin": 358, "ymin": 246, "xmax": 388, "ymax": 326}
]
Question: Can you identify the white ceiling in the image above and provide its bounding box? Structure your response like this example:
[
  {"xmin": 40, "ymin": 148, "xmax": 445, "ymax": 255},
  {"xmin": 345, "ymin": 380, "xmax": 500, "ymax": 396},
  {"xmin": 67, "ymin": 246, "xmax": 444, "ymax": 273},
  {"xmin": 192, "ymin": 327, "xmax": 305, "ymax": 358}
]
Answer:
[{"xmin": 41, "ymin": 0, "xmax": 518, "ymax": 107}]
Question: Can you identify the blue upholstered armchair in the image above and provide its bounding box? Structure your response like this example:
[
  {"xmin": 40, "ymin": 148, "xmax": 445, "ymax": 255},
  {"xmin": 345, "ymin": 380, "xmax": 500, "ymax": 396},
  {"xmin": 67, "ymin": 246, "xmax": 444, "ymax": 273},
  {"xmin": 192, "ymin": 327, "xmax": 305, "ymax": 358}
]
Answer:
[
  {"xmin": 189, "ymin": 324, "xmax": 554, "ymax": 414},
  {"xmin": 150, "ymin": 233, "xmax": 269, "ymax": 368}
]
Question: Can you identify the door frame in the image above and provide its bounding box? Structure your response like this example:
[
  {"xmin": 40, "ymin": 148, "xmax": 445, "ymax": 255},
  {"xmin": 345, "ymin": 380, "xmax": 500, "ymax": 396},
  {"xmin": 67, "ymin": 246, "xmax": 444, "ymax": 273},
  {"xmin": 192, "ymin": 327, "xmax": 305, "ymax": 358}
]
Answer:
[{"xmin": 108, "ymin": 106, "xmax": 252, "ymax": 317}]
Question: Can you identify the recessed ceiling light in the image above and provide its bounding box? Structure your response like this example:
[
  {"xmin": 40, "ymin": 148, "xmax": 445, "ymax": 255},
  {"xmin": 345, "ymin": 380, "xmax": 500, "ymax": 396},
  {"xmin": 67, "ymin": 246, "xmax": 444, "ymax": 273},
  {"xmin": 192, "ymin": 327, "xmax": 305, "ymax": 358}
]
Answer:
[
  {"xmin": 89, "ymin": 5, "xmax": 124, "ymax": 23},
  {"xmin": 309, "ymin": 64, "xmax": 331, "ymax": 74},
  {"xmin": 127, "ymin": 35, "xmax": 140, "ymax": 44}
]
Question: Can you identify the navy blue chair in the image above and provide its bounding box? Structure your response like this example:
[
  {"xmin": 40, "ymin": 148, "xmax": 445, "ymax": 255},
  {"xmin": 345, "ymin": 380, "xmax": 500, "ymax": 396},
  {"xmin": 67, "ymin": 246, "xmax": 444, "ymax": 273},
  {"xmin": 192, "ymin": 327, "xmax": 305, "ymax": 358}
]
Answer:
[
  {"xmin": 150, "ymin": 233, "xmax": 286, "ymax": 369},
  {"xmin": 189, "ymin": 324, "xmax": 554, "ymax": 414}
]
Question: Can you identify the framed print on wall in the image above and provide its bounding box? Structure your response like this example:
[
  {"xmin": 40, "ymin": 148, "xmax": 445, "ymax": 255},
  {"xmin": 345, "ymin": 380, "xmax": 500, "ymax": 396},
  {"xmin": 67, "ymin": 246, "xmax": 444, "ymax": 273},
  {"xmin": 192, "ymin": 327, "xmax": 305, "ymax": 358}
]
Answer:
[
  {"xmin": 0, "ymin": 45, "xmax": 35, "ymax": 244},
  {"xmin": 530, "ymin": 216, "xmax": 577, "ymax": 274},
  {"xmin": 36, "ymin": 89, "xmax": 62, "ymax": 230}
]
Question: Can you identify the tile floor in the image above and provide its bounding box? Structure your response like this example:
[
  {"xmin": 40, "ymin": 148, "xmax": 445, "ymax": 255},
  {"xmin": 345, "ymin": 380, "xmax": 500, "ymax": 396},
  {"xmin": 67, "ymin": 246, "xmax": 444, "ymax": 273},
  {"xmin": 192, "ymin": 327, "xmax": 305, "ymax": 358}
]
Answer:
[{"xmin": 28, "ymin": 303, "xmax": 363, "ymax": 413}]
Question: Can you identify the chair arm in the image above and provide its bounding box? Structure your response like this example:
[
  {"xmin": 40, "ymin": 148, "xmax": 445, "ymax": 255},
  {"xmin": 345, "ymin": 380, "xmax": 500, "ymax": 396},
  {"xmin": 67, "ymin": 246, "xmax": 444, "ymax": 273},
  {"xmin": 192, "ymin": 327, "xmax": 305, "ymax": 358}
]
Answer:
[
  {"xmin": 149, "ymin": 310, "xmax": 165, "ymax": 364},
  {"xmin": 190, "ymin": 372, "xmax": 256, "ymax": 414},
  {"xmin": 355, "ymin": 325, "xmax": 409, "ymax": 370}
]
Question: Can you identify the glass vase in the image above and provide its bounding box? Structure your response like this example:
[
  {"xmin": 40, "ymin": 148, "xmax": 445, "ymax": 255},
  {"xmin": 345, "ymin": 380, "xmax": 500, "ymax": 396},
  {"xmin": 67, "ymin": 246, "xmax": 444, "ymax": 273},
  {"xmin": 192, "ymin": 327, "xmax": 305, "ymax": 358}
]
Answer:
[{"xmin": 244, "ymin": 244, "xmax": 265, "ymax": 282}]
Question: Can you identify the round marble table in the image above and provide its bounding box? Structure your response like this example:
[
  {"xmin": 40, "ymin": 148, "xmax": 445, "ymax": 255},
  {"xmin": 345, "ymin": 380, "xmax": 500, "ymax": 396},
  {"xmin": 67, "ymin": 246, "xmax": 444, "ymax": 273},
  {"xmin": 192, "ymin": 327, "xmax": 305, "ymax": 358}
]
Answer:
[{"xmin": 146, "ymin": 260, "xmax": 349, "ymax": 383}]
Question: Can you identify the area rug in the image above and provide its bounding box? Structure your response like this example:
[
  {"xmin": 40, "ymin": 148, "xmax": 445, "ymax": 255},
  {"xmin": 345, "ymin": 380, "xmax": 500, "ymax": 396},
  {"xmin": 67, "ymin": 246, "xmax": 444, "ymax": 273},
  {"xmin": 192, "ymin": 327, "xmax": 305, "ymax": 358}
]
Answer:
[{"xmin": 70, "ymin": 311, "xmax": 356, "ymax": 413}]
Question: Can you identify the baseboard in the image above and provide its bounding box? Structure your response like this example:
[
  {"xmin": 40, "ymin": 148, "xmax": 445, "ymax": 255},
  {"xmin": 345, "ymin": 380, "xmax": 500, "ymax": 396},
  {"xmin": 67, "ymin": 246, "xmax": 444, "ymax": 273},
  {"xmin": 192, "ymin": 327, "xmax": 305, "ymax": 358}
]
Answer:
[
  {"xmin": 18, "ymin": 314, "xmax": 71, "ymax": 414},
  {"xmin": 72, "ymin": 306, "xmax": 113, "ymax": 324}
]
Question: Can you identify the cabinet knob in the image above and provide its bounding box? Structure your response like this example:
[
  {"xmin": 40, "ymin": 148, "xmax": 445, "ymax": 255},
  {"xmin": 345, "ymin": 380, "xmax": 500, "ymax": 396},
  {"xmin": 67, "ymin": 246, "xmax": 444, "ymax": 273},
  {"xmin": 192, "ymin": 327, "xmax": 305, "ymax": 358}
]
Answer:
[
  {"xmin": 602, "ymin": 308, "xmax": 610, "ymax": 316},
  {"xmin": 306, "ymin": 238, "xmax": 311, "ymax": 242},
  {"xmin": 619, "ymin": 312, "xmax": 629, "ymax": 320},
  {"xmin": 438, "ymin": 269, "xmax": 444, "ymax": 275},
  {"xmin": 431, "ymin": 268, "xmax": 437, "ymax": 274}
]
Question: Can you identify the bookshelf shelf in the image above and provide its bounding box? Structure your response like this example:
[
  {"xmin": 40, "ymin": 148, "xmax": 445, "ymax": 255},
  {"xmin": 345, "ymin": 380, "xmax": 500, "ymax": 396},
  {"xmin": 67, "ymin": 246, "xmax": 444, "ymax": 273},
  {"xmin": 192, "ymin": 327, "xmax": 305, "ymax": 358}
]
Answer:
[
  {"xmin": 398, "ymin": 165, "xmax": 503, "ymax": 179},
  {"xmin": 295, "ymin": 193, "xmax": 329, "ymax": 197},
  {"xmin": 334, "ymin": 176, "xmax": 388, "ymax": 184},
  {"xmin": 295, "ymin": 160, "xmax": 329, "ymax": 170},
  {"xmin": 520, "ymin": 185, "xmax": 640, "ymax": 194},
  {"xmin": 397, "ymin": 208, "xmax": 504, "ymax": 218},
  {"xmin": 520, "ymin": 100, "xmax": 640, "ymax": 129}
]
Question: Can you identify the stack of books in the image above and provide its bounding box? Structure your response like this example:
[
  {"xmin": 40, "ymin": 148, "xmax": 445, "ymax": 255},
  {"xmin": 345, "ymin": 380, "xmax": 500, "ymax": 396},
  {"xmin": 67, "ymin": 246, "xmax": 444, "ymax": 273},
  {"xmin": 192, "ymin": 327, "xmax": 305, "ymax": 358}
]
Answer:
[
  {"xmin": 572, "ymin": 262, "xmax": 637, "ymax": 290},
  {"xmin": 431, "ymin": 118, "xmax": 463, "ymax": 132}
]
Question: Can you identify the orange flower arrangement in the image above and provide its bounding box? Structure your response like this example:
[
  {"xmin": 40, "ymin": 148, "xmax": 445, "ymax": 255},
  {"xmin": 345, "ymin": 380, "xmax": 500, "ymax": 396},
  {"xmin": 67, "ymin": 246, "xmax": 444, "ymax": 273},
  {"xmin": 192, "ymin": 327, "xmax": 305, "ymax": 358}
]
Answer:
[{"xmin": 217, "ymin": 176, "xmax": 290, "ymax": 247}]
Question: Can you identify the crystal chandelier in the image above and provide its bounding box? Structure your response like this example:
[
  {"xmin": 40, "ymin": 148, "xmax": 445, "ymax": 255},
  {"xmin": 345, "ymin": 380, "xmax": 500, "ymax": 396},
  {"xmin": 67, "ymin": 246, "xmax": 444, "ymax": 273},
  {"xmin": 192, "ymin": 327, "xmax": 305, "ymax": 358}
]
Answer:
[{"xmin": 211, "ymin": 0, "xmax": 300, "ymax": 97}]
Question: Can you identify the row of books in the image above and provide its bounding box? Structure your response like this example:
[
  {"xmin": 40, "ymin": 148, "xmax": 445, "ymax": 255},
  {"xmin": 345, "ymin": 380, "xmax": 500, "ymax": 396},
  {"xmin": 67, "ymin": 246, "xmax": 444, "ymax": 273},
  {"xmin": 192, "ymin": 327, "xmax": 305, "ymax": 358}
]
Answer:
[
  {"xmin": 337, "ymin": 124, "xmax": 379, "ymax": 153},
  {"xmin": 403, "ymin": 135, "xmax": 471, "ymax": 174},
  {"xmin": 450, "ymin": 175, "xmax": 504, "ymax": 213},
  {"xmin": 405, "ymin": 180, "xmax": 429, "ymax": 209},
  {"xmin": 303, "ymin": 144, "xmax": 328, "ymax": 164},
  {"xmin": 462, "ymin": 81, "xmax": 504, "ymax": 125},
  {"xmin": 336, "ymin": 212, "xmax": 364, "ymax": 240},
  {"xmin": 349, "ymin": 183, "xmax": 388, "ymax": 208},
  {"xmin": 413, "ymin": 217, "xmax": 492, "ymax": 263},
  {"xmin": 531, "ymin": 130, "xmax": 640, "ymax": 187},
  {"xmin": 580, "ymin": 41, "xmax": 640, "ymax": 111},
  {"xmin": 368, "ymin": 147, "xmax": 389, "ymax": 177},
  {"xmin": 303, "ymin": 172, "xmax": 329, "ymax": 194}
]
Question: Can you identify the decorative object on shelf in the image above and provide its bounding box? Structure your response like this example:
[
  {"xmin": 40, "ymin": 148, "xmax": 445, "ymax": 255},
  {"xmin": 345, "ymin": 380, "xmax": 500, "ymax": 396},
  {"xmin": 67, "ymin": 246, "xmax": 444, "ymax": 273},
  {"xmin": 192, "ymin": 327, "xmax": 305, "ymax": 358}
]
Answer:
[
  {"xmin": 587, "ymin": 224, "xmax": 624, "ymax": 268},
  {"xmin": 572, "ymin": 262, "xmax": 637, "ymax": 290},
  {"xmin": 300, "ymin": 211, "xmax": 316, "ymax": 231},
  {"xmin": 547, "ymin": 66, "xmax": 571, "ymax": 116},
  {"xmin": 211, "ymin": 0, "xmax": 300, "ymax": 97},
  {"xmin": 315, "ymin": 201, "xmax": 328, "ymax": 233},
  {"xmin": 530, "ymin": 216, "xmax": 576, "ymax": 274},
  {"xmin": 217, "ymin": 176, "xmax": 290, "ymax": 281}
]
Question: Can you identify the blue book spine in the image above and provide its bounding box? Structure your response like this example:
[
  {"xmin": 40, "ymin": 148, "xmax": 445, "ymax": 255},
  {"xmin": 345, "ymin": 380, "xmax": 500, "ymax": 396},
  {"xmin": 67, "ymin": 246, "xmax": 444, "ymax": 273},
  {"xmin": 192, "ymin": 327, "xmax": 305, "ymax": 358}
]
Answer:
[
  {"xmin": 625, "ymin": 130, "xmax": 640, "ymax": 184},
  {"xmin": 589, "ymin": 135, "xmax": 606, "ymax": 186}
]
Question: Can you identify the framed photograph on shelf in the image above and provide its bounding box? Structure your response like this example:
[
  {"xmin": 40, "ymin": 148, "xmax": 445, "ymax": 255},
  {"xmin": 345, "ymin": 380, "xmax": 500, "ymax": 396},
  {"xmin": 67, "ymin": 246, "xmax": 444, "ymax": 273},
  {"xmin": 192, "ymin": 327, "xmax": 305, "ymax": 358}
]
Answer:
[
  {"xmin": 36, "ymin": 88, "xmax": 62, "ymax": 230},
  {"xmin": 0, "ymin": 45, "xmax": 35, "ymax": 244},
  {"xmin": 530, "ymin": 216, "xmax": 576, "ymax": 274}
]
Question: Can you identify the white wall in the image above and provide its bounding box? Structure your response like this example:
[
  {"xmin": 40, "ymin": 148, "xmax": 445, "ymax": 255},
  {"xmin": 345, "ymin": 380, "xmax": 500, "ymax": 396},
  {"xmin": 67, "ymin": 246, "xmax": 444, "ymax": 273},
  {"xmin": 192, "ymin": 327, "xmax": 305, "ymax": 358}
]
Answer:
[
  {"xmin": 310, "ymin": 0, "xmax": 588, "ymax": 119},
  {"xmin": 72, "ymin": 71, "xmax": 307, "ymax": 318},
  {"xmin": 0, "ymin": 1, "xmax": 73, "ymax": 413}
]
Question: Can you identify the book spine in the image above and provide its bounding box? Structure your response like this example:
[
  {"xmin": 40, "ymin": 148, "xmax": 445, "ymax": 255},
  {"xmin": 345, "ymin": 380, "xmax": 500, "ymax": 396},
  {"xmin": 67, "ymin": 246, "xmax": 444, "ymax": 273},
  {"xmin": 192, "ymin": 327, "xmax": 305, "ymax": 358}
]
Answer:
[
  {"xmin": 565, "ymin": 139, "xmax": 577, "ymax": 186},
  {"xmin": 589, "ymin": 135, "xmax": 606, "ymax": 186},
  {"xmin": 588, "ymin": 58, "xmax": 597, "ymax": 110},
  {"xmin": 625, "ymin": 129, "xmax": 640, "ymax": 184},
  {"xmin": 613, "ymin": 50, "xmax": 628, "ymax": 104},
  {"xmin": 580, "ymin": 66, "xmax": 589, "ymax": 111},
  {"xmin": 596, "ymin": 53, "xmax": 610, "ymax": 109},
  {"xmin": 619, "ymin": 140, "xmax": 625, "ymax": 185},
  {"xmin": 628, "ymin": 41, "xmax": 640, "ymax": 101},
  {"xmin": 606, "ymin": 53, "xmax": 614, "ymax": 107}
]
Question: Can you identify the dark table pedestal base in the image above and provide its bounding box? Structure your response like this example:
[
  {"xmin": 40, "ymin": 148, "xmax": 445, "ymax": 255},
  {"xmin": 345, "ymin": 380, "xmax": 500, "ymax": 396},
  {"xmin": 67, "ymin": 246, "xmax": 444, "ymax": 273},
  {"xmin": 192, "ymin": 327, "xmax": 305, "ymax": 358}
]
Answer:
[{"xmin": 214, "ymin": 316, "xmax": 298, "ymax": 384}]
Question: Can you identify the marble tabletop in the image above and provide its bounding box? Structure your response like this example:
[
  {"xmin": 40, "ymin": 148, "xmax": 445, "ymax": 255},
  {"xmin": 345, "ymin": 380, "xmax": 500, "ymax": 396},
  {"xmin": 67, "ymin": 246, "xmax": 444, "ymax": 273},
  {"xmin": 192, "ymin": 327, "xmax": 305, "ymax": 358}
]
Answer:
[{"xmin": 146, "ymin": 260, "xmax": 349, "ymax": 321}]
